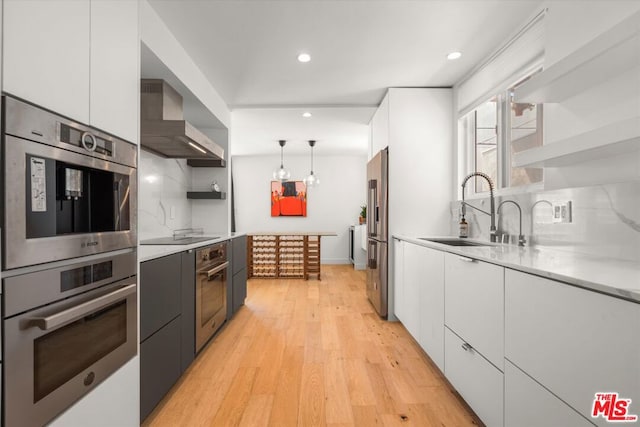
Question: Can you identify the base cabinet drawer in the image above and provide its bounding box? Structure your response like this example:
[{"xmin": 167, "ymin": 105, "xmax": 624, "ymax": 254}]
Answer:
[
  {"xmin": 140, "ymin": 316, "xmax": 182, "ymax": 421},
  {"xmin": 505, "ymin": 361, "xmax": 593, "ymax": 427},
  {"xmin": 445, "ymin": 253, "xmax": 504, "ymax": 368},
  {"xmin": 445, "ymin": 327, "xmax": 503, "ymax": 427},
  {"xmin": 505, "ymin": 269, "xmax": 640, "ymax": 425}
]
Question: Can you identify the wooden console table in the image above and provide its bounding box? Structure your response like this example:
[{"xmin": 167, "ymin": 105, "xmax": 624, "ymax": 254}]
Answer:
[{"xmin": 247, "ymin": 232, "xmax": 337, "ymax": 280}]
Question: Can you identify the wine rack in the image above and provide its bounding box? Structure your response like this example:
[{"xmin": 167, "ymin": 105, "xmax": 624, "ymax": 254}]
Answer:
[{"xmin": 247, "ymin": 234, "xmax": 330, "ymax": 280}]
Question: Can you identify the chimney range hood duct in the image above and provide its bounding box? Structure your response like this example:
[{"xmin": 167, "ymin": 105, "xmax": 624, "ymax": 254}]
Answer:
[{"xmin": 140, "ymin": 79, "xmax": 225, "ymax": 161}]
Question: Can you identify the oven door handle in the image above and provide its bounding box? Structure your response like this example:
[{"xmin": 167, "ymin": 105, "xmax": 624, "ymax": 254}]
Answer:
[
  {"xmin": 197, "ymin": 261, "xmax": 229, "ymax": 278},
  {"xmin": 28, "ymin": 283, "xmax": 136, "ymax": 331}
]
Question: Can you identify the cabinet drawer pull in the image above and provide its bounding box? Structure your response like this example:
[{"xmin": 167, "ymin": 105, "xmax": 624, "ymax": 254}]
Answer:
[
  {"xmin": 457, "ymin": 256, "xmax": 476, "ymax": 263},
  {"xmin": 461, "ymin": 342, "xmax": 473, "ymax": 352}
]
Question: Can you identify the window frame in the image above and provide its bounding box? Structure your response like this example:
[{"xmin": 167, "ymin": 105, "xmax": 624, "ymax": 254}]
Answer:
[{"xmin": 458, "ymin": 67, "xmax": 545, "ymax": 199}]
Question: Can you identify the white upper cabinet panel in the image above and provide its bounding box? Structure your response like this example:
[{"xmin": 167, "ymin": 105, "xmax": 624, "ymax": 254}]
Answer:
[
  {"xmin": 369, "ymin": 93, "xmax": 389, "ymax": 160},
  {"xmin": 3, "ymin": 0, "xmax": 90, "ymax": 123},
  {"xmin": 90, "ymin": 0, "xmax": 139, "ymax": 143}
]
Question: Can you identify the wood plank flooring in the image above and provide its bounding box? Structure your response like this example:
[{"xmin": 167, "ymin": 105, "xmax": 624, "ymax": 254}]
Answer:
[{"xmin": 143, "ymin": 265, "xmax": 482, "ymax": 427}]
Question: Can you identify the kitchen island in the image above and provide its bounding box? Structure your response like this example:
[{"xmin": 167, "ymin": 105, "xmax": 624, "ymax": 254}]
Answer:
[{"xmin": 247, "ymin": 232, "xmax": 337, "ymax": 280}]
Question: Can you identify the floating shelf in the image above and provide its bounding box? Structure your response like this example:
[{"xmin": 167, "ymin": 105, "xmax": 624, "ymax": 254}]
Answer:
[
  {"xmin": 514, "ymin": 10, "xmax": 640, "ymax": 103},
  {"xmin": 187, "ymin": 159, "xmax": 226, "ymax": 168},
  {"xmin": 513, "ymin": 117, "xmax": 640, "ymax": 168},
  {"xmin": 186, "ymin": 191, "xmax": 226, "ymax": 200}
]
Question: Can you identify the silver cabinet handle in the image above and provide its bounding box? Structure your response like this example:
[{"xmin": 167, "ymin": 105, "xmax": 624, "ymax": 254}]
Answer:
[
  {"xmin": 457, "ymin": 256, "xmax": 477, "ymax": 263},
  {"xmin": 29, "ymin": 283, "xmax": 136, "ymax": 331},
  {"xmin": 461, "ymin": 342, "xmax": 473, "ymax": 352},
  {"xmin": 198, "ymin": 261, "xmax": 229, "ymax": 278}
]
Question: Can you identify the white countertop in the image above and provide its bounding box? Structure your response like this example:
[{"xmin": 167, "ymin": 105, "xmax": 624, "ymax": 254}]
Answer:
[
  {"xmin": 395, "ymin": 235, "xmax": 640, "ymax": 303},
  {"xmin": 138, "ymin": 233, "xmax": 245, "ymax": 262}
]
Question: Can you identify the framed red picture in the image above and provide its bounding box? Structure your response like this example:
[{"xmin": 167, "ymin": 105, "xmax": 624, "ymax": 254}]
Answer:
[{"xmin": 271, "ymin": 181, "xmax": 307, "ymax": 217}]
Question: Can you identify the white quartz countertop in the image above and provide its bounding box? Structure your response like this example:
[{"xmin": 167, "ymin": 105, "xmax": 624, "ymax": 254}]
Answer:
[
  {"xmin": 138, "ymin": 233, "xmax": 245, "ymax": 262},
  {"xmin": 395, "ymin": 235, "xmax": 640, "ymax": 303}
]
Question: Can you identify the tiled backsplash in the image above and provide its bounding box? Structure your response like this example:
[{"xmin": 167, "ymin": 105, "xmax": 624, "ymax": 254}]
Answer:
[
  {"xmin": 138, "ymin": 150, "xmax": 193, "ymax": 238},
  {"xmin": 450, "ymin": 181, "xmax": 640, "ymax": 263}
]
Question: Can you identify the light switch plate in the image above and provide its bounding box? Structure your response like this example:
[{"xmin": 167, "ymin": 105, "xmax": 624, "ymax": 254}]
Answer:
[{"xmin": 552, "ymin": 201, "xmax": 572, "ymax": 223}]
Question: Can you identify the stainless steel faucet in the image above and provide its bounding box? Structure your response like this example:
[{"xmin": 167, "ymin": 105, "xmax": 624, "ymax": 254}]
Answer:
[
  {"xmin": 461, "ymin": 172, "xmax": 497, "ymax": 242},
  {"xmin": 497, "ymin": 199, "xmax": 526, "ymax": 246}
]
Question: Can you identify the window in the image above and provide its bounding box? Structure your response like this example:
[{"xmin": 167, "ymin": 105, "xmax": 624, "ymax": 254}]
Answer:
[
  {"xmin": 459, "ymin": 72, "xmax": 543, "ymax": 195},
  {"xmin": 508, "ymin": 78, "xmax": 543, "ymax": 188}
]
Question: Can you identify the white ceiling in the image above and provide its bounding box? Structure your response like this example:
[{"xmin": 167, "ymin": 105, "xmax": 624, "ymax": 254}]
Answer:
[{"xmin": 146, "ymin": 0, "xmax": 543, "ymax": 155}]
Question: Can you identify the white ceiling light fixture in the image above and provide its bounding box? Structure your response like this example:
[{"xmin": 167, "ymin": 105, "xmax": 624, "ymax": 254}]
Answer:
[
  {"xmin": 303, "ymin": 140, "xmax": 320, "ymax": 188},
  {"xmin": 272, "ymin": 140, "xmax": 291, "ymax": 181},
  {"xmin": 302, "ymin": 112, "xmax": 312, "ymax": 118},
  {"xmin": 447, "ymin": 51, "xmax": 462, "ymax": 60},
  {"xmin": 297, "ymin": 53, "xmax": 311, "ymax": 63}
]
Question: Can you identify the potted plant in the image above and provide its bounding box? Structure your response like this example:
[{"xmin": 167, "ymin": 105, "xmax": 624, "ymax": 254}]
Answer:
[{"xmin": 359, "ymin": 205, "xmax": 367, "ymax": 224}]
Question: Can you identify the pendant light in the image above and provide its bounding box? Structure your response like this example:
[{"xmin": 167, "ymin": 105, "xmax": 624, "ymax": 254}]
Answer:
[
  {"xmin": 304, "ymin": 140, "xmax": 320, "ymax": 188},
  {"xmin": 272, "ymin": 139, "xmax": 290, "ymax": 181}
]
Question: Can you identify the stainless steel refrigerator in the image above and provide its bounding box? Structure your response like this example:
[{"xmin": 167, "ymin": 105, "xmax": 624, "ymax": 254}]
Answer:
[{"xmin": 366, "ymin": 148, "xmax": 388, "ymax": 318}]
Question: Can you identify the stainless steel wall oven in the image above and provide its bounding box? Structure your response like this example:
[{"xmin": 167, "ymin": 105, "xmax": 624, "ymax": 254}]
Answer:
[
  {"xmin": 3, "ymin": 251, "xmax": 137, "ymax": 427},
  {"xmin": 195, "ymin": 242, "xmax": 228, "ymax": 352},
  {"xmin": 2, "ymin": 96, "xmax": 137, "ymax": 270}
]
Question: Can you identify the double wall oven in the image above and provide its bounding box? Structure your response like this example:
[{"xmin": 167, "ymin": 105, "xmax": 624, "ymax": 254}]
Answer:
[{"xmin": 1, "ymin": 95, "xmax": 138, "ymax": 427}]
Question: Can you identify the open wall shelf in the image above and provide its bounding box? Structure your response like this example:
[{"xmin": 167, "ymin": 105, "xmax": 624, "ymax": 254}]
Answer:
[
  {"xmin": 186, "ymin": 159, "xmax": 226, "ymax": 167},
  {"xmin": 186, "ymin": 191, "xmax": 226, "ymax": 199},
  {"xmin": 514, "ymin": 10, "xmax": 640, "ymax": 103},
  {"xmin": 513, "ymin": 117, "xmax": 640, "ymax": 168}
]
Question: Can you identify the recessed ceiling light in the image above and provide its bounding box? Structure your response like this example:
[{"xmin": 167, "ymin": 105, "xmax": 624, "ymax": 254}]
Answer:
[
  {"xmin": 447, "ymin": 51, "xmax": 462, "ymax": 60},
  {"xmin": 297, "ymin": 53, "xmax": 311, "ymax": 63},
  {"xmin": 302, "ymin": 112, "xmax": 312, "ymax": 118}
]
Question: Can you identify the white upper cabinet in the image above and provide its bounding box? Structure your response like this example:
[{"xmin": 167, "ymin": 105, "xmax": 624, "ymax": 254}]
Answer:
[
  {"xmin": 3, "ymin": 0, "xmax": 91, "ymax": 123},
  {"xmin": 90, "ymin": 0, "xmax": 139, "ymax": 144},
  {"xmin": 369, "ymin": 93, "xmax": 389, "ymax": 160},
  {"xmin": 3, "ymin": 0, "xmax": 139, "ymax": 143}
]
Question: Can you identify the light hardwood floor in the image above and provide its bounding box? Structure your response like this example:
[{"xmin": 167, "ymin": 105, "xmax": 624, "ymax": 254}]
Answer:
[{"xmin": 143, "ymin": 265, "xmax": 482, "ymax": 427}]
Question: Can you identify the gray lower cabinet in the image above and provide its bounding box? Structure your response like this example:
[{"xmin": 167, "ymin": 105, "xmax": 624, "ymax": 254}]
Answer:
[
  {"xmin": 231, "ymin": 235, "xmax": 247, "ymax": 315},
  {"xmin": 180, "ymin": 250, "xmax": 195, "ymax": 372},
  {"xmin": 140, "ymin": 316, "xmax": 181, "ymax": 421},
  {"xmin": 140, "ymin": 250, "xmax": 195, "ymax": 422}
]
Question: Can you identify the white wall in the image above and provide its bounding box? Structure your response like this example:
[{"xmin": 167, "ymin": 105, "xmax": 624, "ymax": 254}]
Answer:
[{"xmin": 232, "ymin": 154, "xmax": 367, "ymax": 263}]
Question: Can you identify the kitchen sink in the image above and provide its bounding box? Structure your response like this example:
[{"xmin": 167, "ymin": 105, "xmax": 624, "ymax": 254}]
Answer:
[{"xmin": 418, "ymin": 237, "xmax": 492, "ymax": 247}]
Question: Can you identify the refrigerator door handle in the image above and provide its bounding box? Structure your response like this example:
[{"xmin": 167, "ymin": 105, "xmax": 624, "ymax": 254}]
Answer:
[
  {"xmin": 368, "ymin": 240, "xmax": 377, "ymax": 269},
  {"xmin": 368, "ymin": 179, "xmax": 377, "ymax": 237}
]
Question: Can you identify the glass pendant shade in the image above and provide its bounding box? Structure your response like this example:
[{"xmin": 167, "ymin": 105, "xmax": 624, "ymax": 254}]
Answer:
[
  {"xmin": 272, "ymin": 140, "xmax": 290, "ymax": 181},
  {"xmin": 304, "ymin": 140, "xmax": 319, "ymax": 188},
  {"xmin": 304, "ymin": 172, "xmax": 319, "ymax": 187}
]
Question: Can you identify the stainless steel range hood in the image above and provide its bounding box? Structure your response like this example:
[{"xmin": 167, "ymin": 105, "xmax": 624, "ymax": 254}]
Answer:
[{"xmin": 140, "ymin": 79, "xmax": 225, "ymax": 161}]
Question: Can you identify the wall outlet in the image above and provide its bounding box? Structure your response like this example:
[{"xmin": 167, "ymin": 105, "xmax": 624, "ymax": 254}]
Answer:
[
  {"xmin": 552, "ymin": 201, "xmax": 572, "ymax": 223},
  {"xmin": 170, "ymin": 205, "xmax": 176, "ymax": 220}
]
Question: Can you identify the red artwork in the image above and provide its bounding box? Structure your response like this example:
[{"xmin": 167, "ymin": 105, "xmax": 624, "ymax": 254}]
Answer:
[{"xmin": 271, "ymin": 181, "xmax": 307, "ymax": 217}]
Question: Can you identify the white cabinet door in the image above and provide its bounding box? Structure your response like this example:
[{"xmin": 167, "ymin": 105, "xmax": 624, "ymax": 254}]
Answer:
[
  {"xmin": 445, "ymin": 327, "xmax": 503, "ymax": 427},
  {"xmin": 416, "ymin": 245, "xmax": 444, "ymax": 371},
  {"xmin": 505, "ymin": 269, "xmax": 640, "ymax": 427},
  {"xmin": 444, "ymin": 253, "xmax": 504, "ymax": 369},
  {"xmin": 90, "ymin": 0, "xmax": 139, "ymax": 143},
  {"xmin": 505, "ymin": 361, "xmax": 593, "ymax": 427},
  {"xmin": 369, "ymin": 93, "xmax": 389, "ymax": 159},
  {"xmin": 395, "ymin": 241, "xmax": 445, "ymax": 370},
  {"xmin": 393, "ymin": 239, "xmax": 405, "ymax": 323},
  {"xmin": 3, "ymin": 0, "xmax": 90, "ymax": 122},
  {"xmin": 401, "ymin": 241, "xmax": 422, "ymax": 340}
]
